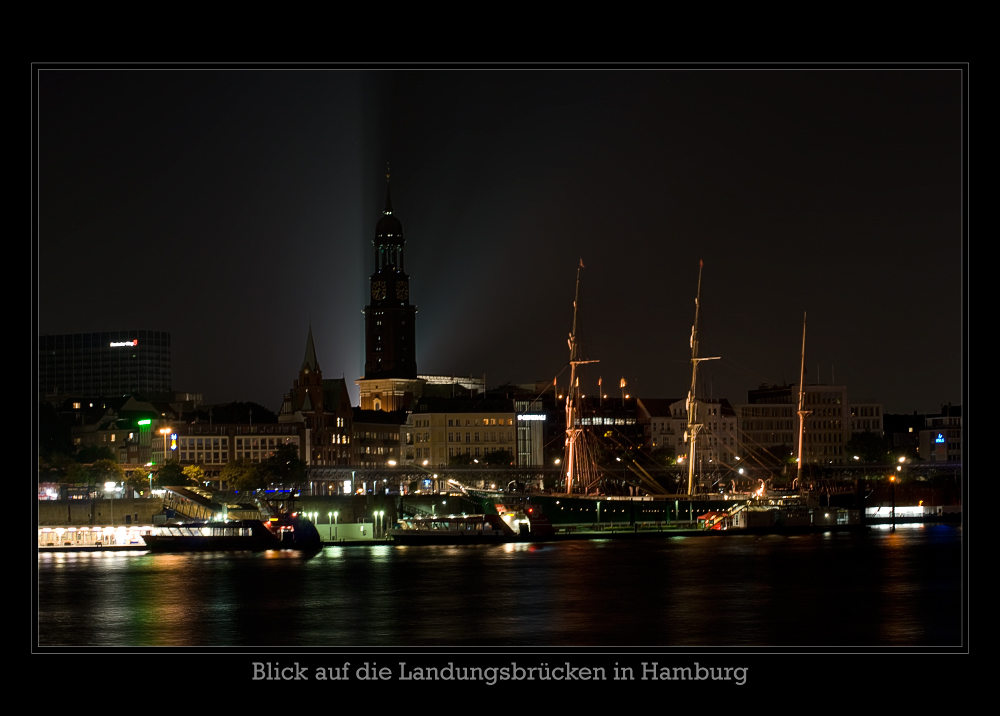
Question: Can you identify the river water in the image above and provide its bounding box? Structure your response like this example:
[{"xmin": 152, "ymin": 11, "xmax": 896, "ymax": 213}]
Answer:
[{"xmin": 37, "ymin": 524, "xmax": 961, "ymax": 647}]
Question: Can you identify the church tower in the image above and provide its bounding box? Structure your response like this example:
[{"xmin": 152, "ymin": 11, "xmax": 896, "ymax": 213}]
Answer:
[
  {"xmin": 357, "ymin": 167, "xmax": 424, "ymax": 411},
  {"xmin": 279, "ymin": 325, "xmax": 353, "ymax": 465},
  {"xmin": 294, "ymin": 324, "xmax": 324, "ymax": 413}
]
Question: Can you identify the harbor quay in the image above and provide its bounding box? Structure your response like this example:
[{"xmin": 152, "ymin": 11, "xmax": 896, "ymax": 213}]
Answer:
[
  {"xmin": 37, "ymin": 480, "xmax": 960, "ymax": 551},
  {"xmin": 36, "ymin": 494, "xmax": 397, "ymax": 547}
]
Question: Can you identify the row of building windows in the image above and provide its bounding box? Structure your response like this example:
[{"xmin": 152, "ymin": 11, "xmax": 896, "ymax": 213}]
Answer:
[
  {"xmin": 743, "ymin": 407, "xmax": 794, "ymax": 417},
  {"xmin": 361, "ymin": 446, "xmax": 395, "ymax": 455},
  {"xmin": 575, "ymin": 418, "xmax": 638, "ymax": 426},
  {"xmin": 743, "ymin": 421, "xmax": 795, "ymax": 430},
  {"xmin": 181, "ymin": 438, "xmax": 230, "ymax": 449},
  {"xmin": 180, "ymin": 452, "xmax": 229, "ymax": 463},
  {"xmin": 445, "ymin": 432, "xmax": 513, "ymax": 443},
  {"xmin": 354, "ymin": 431, "xmax": 396, "ymax": 441},
  {"xmin": 447, "ymin": 446, "xmax": 508, "ymax": 457},
  {"xmin": 444, "ymin": 418, "xmax": 514, "ymax": 427}
]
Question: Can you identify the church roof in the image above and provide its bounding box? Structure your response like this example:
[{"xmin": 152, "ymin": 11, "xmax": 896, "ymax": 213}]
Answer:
[{"xmin": 323, "ymin": 378, "xmax": 350, "ymax": 412}]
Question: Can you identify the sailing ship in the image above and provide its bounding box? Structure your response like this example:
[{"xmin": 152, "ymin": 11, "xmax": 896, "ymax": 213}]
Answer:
[
  {"xmin": 469, "ymin": 261, "xmax": 721, "ymax": 526},
  {"xmin": 466, "ymin": 262, "xmax": 863, "ymax": 532}
]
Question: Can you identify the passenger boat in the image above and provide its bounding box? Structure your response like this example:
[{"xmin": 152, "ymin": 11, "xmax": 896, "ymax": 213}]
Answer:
[
  {"xmin": 389, "ymin": 514, "xmax": 515, "ymax": 545},
  {"xmin": 142, "ymin": 514, "xmax": 321, "ymax": 552},
  {"xmin": 389, "ymin": 512, "xmax": 553, "ymax": 545}
]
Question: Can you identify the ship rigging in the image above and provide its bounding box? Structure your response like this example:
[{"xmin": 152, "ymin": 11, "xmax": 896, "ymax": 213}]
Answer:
[
  {"xmin": 685, "ymin": 260, "xmax": 720, "ymax": 495},
  {"xmin": 563, "ymin": 259, "xmax": 599, "ymax": 495}
]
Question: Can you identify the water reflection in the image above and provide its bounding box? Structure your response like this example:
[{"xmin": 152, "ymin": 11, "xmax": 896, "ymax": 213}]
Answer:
[{"xmin": 38, "ymin": 527, "xmax": 961, "ymax": 647}]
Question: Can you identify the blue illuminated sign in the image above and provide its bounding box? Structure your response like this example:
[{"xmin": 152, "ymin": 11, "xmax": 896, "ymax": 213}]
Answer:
[{"xmin": 935, "ymin": 433, "xmax": 945, "ymax": 443}]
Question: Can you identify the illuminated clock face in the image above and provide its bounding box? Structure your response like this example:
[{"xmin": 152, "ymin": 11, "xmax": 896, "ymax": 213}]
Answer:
[
  {"xmin": 372, "ymin": 281, "xmax": 387, "ymax": 300},
  {"xmin": 395, "ymin": 280, "xmax": 409, "ymax": 300}
]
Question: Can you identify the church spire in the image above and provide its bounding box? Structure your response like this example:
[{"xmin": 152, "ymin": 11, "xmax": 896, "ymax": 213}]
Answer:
[
  {"xmin": 301, "ymin": 324, "xmax": 320, "ymax": 374},
  {"xmin": 384, "ymin": 162, "xmax": 393, "ymax": 213}
]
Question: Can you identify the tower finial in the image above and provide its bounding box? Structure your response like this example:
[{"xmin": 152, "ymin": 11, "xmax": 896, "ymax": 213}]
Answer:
[{"xmin": 384, "ymin": 163, "xmax": 393, "ymax": 213}]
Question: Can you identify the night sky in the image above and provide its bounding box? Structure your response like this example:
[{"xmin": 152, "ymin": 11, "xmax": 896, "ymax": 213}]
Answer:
[{"xmin": 35, "ymin": 66, "xmax": 965, "ymax": 415}]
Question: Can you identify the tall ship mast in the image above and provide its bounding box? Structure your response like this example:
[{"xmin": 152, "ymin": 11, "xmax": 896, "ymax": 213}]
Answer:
[
  {"xmin": 796, "ymin": 312, "xmax": 811, "ymax": 488},
  {"xmin": 563, "ymin": 260, "xmax": 598, "ymax": 495},
  {"xmin": 685, "ymin": 260, "xmax": 719, "ymax": 496}
]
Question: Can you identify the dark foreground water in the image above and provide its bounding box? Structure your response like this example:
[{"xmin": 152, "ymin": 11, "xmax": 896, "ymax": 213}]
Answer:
[{"xmin": 37, "ymin": 524, "xmax": 961, "ymax": 647}]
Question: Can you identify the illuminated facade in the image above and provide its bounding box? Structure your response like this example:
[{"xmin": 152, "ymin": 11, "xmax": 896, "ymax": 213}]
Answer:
[
  {"xmin": 400, "ymin": 398, "xmax": 517, "ymax": 468},
  {"xmin": 39, "ymin": 330, "xmax": 171, "ymax": 400},
  {"xmin": 175, "ymin": 424, "xmax": 303, "ymax": 468}
]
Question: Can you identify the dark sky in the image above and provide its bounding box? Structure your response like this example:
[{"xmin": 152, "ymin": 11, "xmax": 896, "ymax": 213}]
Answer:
[{"xmin": 35, "ymin": 66, "xmax": 965, "ymax": 415}]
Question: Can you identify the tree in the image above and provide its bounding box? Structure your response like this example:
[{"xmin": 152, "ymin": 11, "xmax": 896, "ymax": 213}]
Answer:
[
  {"xmin": 648, "ymin": 447, "xmax": 676, "ymax": 467},
  {"xmin": 260, "ymin": 444, "xmax": 305, "ymax": 485},
  {"xmin": 91, "ymin": 459, "xmax": 126, "ymax": 487},
  {"xmin": 154, "ymin": 459, "xmax": 188, "ymax": 488},
  {"xmin": 449, "ymin": 453, "xmax": 475, "ymax": 466},
  {"xmin": 845, "ymin": 431, "xmax": 892, "ymax": 463},
  {"xmin": 124, "ymin": 469, "xmax": 153, "ymax": 495},
  {"xmin": 220, "ymin": 458, "xmax": 264, "ymax": 491},
  {"xmin": 182, "ymin": 464, "xmax": 206, "ymax": 485},
  {"xmin": 482, "ymin": 450, "xmax": 514, "ymax": 466},
  {"xmin": 75, "ymin": 445, "xmax": 116, "ymax": 464},
  {"xmin": 39, "ymin": 452, "xmax": 77, "ymax": 483},
  {"xmin": 61, "ymin": 461, "xmax": 97, "ymax": 489}
]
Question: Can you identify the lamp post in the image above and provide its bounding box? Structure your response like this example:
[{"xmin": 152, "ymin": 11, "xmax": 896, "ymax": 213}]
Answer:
[
  {"xmin": 890, "ymin": 474, "xmax": 896, "ymax": 530},
  {"xmin": 104, "ymin": 481, "xmax": 116, "ymax": 526},
  {"xmin": 334, "ymin": 511, "xmax": 339, "ymax": 541},
  {"xmin": 327, "ymin": 511, "xmax": 333, "ymax": 541},
  {"xmin": 158, "ymin": 427, "xmax": 171, "ymax": 465}
]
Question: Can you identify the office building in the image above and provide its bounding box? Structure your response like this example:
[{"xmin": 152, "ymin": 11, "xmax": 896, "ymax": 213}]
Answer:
[{"xmin": 39, "ymin": 330, "xmax": 171, "ymax": 400}]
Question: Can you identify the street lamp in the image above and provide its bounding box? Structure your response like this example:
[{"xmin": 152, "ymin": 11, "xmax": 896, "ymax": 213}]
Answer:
[
  {"xmin": 327, "ymin": 511, "xmax": 333, "ymax": 541},
  {"xmin": 104, "ymin": 481, "xmax": 116, "ymax": 526},
  {"xmin": 890, "ymin": 475, "xmax": 896, "ymax": 530},
  {"xmin": 158, "ymin": 427, "xmax": 171, "ymax": 464},
  {"xmin": 334, "ymin": 511, "xmax": 339, "ymax": 541}
]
